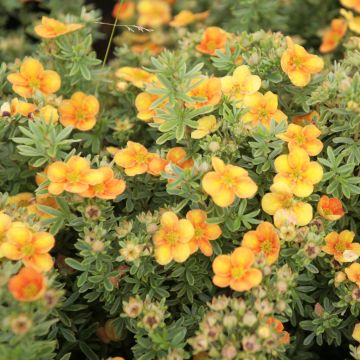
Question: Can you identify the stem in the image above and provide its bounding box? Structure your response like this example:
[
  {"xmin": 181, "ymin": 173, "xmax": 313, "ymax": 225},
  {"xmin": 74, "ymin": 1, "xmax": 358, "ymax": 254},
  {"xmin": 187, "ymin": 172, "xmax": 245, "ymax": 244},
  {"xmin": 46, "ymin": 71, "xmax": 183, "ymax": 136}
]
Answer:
[{"xmin": 102, "ymin": 0, "xmax": 124, "ymax": 68}]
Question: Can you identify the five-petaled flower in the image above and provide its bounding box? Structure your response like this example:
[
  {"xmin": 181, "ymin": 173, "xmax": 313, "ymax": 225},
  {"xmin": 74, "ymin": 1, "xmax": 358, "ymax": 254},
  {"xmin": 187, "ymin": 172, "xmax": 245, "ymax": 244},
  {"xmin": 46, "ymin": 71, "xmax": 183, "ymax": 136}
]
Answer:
[
  {"xmin": 191, "ymin": 115, "xmax": 218, "ymax": 139},
  {"xmin": 241, "ymin": 91, "xmax": 287, "ymax": 128},
  {"xmin": 187, "ymin": 77, "xmax": 222, "ymax": 109},
  {"xmin": 186, "ymin": 209, "xmax": 222, "ymax": 256},
  {"xmin": 202, "ymin": 157, "xmax": 258, "ymax": 207},
  {"xmin": 322, "ymin": 230, "xmax": 360, "ymax": 263},
  {"xmin": 196, "ymin": 27, "xmax": 228, "ymax": 55},
  {"xmin": 242, "ymin": 222, "xmax": 281, "ymax": 265},
  {"xmin": 261, "ymin": 182, "xmax": 313, "ymax": 226},
  {"xmin": 153, "ymin": 211, "xmax": 194, "ymax": 265},
  {"xmin": 112, "ymin": 1, "xmax": 135, "ymax": 21},
  {"xmin": 320, "ymin": 19, "xmax": 347, "ymax": 53},
  {"xmin": 221, "ymin": 65, "xmax": 262, "ymax": 105},
  {"xmin": 345, "ymin": 263, "xmax": 360, "ymax": 287},
  {"xmin": 0, "ymin": 213, "xmax": 12, "ymax": 257},
  {"xmin": 170, "ymin": 10, "xmax": 209, "ymax": 27},
  {"xmin": 80, "ymin": 167, "xmax": 126, "ymax": 200},
  {"xmin": 7, "ymin": 57, "xmax": 61, "ymax": 98},
  {"xmin": 317, "ymin": 195, "xmax": 345, "ymax": 221},
  {"xmin": 212, "ymin": 247, "xmax": 262, "ymax": 291},
  {"xmin": 137, "ymin": 0, "xmax": 171, "ymax": 27},
  {"xmin": 115, "ymin": 67, "xmax": 156, "ymax": 89},
  {"xmin": 340, "ymin": 0, "xmax": 360, "ymax": 12},
  {"xmin": 281, "ymin": 37, "xmax": 324, "ymax": 87},
  {"xmin": 277, "ymin": 123, "xmax": 323, "ymax": 156},
  {"xmin": 115, "ymin": 141, "xmax": 157, "ymax": 176},
  {"xmin": 274, "ymin": 147, "xmax": 323, "ymax": 197},
  {"xmin": 8, "ymin": 267, "xmax": 46, "ymax": 302},
  {"xmin": 2, "ymin": 225, "xmax": 55, "ymax": 272},
  {"xmin": 34, "ymin": 16, "xmax": 83, "ymax": 39},
  {"xmin": 59, "ymin": 91, "xmax": 100, "ymax": 131},
  {"xmin": 47, "ymin": 156, "xmax": 104, "ymax": 195}
]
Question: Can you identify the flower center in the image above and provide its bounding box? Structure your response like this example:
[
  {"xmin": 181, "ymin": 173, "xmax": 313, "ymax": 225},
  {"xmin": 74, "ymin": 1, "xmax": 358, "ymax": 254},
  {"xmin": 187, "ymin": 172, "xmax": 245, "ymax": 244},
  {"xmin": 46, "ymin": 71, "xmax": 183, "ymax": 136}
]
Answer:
[
  {"xmin": 335, "ymin": 242, "xmax": 347, "ymax": 253},
  {"xmin": 29, "ymin": 78, "xmax": 40, "ymax": 89},
  {"xmin": 231, "ymin": 267, "xmax": 244, "ymax": 279},
  {"xmin": 23, "ymin": 283, "xmax": 39, "ymax": 298},
  {"xmin": 67, "ymin": 172, "xmax": 80, "ymax": 183},
  {"xmin": 166, "ymin": 231, "xmax": 178, "ymax": 244},
  {"xmin": 21, "ymin": 243, "xmax": 35, "ymax": 256},
  {"xmin": 261, "ymin": 240, "xmax": 273, "ymax": 254}
]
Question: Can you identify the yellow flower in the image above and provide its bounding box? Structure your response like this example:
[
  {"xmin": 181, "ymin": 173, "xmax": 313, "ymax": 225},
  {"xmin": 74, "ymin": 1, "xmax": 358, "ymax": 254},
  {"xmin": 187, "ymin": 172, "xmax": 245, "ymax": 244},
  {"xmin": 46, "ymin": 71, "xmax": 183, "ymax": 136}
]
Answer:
[
  {"xmin": 345, "ymin": 263, "xmax": 360, "ymax": 287},
  {"xmin": 34, "ymin": 16, "xmax": 83, "ymax": 39},
  {"xmin": 7, "ymin": 57, "xmax": 61, "ymax": 98},
  {"xmin": 261, "ymin": 182, "xmax": 313, "ymax": 226},
  {"xmin": 38, "ymin": 105, "xmax": 59, "ymax": 124},
  {"xmin": 322, "ymin": 230, "xmax": 360, "ymax": 263},
  {"xmin": 191, "ymin": 115, "xmax": 218, "ymax": 139},
  {"xmin": 221, "ymin": 65, "xmax": 261, "ymax": 105},
  {"xmin": 353, "ymin": 323, "xmax": 360, "ymax": 343},
  {"xmin": 135, "ymin": 92, "xmax": 165, "ymax": 123},
  {"xmin": 115, "ymin": 67, "xmax": 157, "ymax": 89},
  {"xmin": 202, "ymin": 157, "xmax": 258, "ymax": 207},
  {"xmin": 241, "ymin": 91, "xmax": 287, "ymax": 128},
  {"xmin": 153, "ymin": 211, "xmax": 194, "ymax": 265},
  {"xmin": 341, "ymin": 9, "xmax": 360, "ymax": 34},
  {"xmin": 341, "ymin": 0, "xmax": 360, "ymax": 12},
  {"xmin": 0, "ymin": 213, "xmax": 12, "ymax": 257},
  {"xmin": 169, "ymin": 10, "xmax": 209, "ymax": 27},
  {"xmin": 274, "ymin": 147, "xmax": 323, "ymax": 197},
  {"xmin": 281, "ymin": 37, "xmax": 324, "ymax": 87},
  {"xmin": 277, "ymin": 123, "xmax": 323, "ymax": 156},
  {"xmin": 212, "ymin": 247, "xmax": 262, "ymax": 291},
  {"xmin": 137, "ymin": 0, "xmax": 171, "ymax": 27}
]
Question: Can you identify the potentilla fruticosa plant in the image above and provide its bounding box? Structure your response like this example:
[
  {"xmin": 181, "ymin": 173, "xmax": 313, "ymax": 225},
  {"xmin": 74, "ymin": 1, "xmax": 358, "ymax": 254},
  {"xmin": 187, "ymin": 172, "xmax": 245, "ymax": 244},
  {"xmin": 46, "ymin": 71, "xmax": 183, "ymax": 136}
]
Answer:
[{"xmin": 0, "ymin": 0, "xmax": 360, "ymax": 359}]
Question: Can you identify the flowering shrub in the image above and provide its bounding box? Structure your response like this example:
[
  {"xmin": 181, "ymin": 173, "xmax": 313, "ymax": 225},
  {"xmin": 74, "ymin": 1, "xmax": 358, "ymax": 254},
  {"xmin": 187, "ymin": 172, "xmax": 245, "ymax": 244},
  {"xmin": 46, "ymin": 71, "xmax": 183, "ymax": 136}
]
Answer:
[{"xmin": 0, "ymin": 0, "xmax": 360, "ymax": 359}]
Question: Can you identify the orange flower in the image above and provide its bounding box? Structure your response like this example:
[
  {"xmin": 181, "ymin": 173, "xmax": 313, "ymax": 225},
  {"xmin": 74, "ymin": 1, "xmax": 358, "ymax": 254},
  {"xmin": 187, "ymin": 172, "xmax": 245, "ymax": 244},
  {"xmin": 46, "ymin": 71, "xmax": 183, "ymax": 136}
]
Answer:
[
  {"xmin": 340, "ymin": 0, "xmax": 360, "ymax": 12},
  {"xmin": 281, "ymin": 37, "xmax": 324, "ymax": 87},
  {"xmin": 28, "ymin": 194, "xmax": 60, "ymax": 220},
  {"xmin": 345, "ymin": 263, "xmax": 360, "ymax": 287},
  {"xmin": 153, "ymin": 211, "xmax": 194, "ymax": 265},
  {"xmin": 187, "ymin": 78, "xmax": 222, "ymax": 108},
  {"xmin": 147, "ymin": 154, "xmax": 168, "ymax": 176},
  {"xmin": 317, "ymin": 195, "xmax": 345, "ymax": 221},
  {"xmin": 2, "ymin": 225, "xmax": 55, "ymax": 271},
  {"xmin": 10, "ymin": 98, "xmax": 37, "ymax": 117},
  {"xmin": 80, "ymin": 167, "xmax": 126, "ymax": 200},
  {"xmin": 114, "ymin": 141, "xmax": 153, "ymax": 176},
  {"xmin": 320, "ymin": 19, "xmax": 347, "ymax": 53},
  {"xmin": 131, "ymin": 42, "xmax": 163, "ymax": 55},
  {"xmin": 115, "ymin": 67, "xmax": 156, "ymax": 89},
  {"xmin": 166, "ymin": 147, "xmax": 194, "ymax": 170},
  {"xmin": 7, "ymin": 57, "xmax": 61, "ymax": 98},
  {"xmin": 186, "ymin": 209, "xmax": 222, "ymax": 256},
  {"xmin": 112, "ymin": 1, "xmax": 135, "ymax": 20},
  {"xmin": 59, "ymin": 91, "xmax": 100, "ymax": 131},
  {"xmin": 322, "ymin": 230, "xmax": 360, "ymax": 262},
  {"xmin": 242, "ymin": 222, "xmax": 280, "ymax": 265},
  {"xmin": 267, "ymin": 317, "xmax": 290, "ymax": 344},
  {"xmin": 202, "ymin": 157, "xmax": 258, "ymax": 207},
  {"xmin": 8, "ymin": 267, "xmax": 46, "ymax": 302},
  {"xmin": 34, "ymin": 16, "xmax": 83, "ymax": 39},
  {"xmin": 196, "ymin": 27, "xmax": 228, "ymax": 55},
  {"xmin": 137, "ymin": 0, "xmax": 171, "ymax": 27},
  {"xmin": 292, "ymin": 111, "xmax": 319, "ymax": 126},
  {"xmin": 170, "ymin": 10, "xmax": 209, "ymax": 27},
  {"xmin": 241, "ymin": 91, "xmax": 287, "ymax": 128},
  {"xmin": 277, "ymin": 123, "xmax": 323, "ymax": 156},
  {"xmin": 212, "ymin": 247, "xmax": 262, "ymax": 291},
  {"xmin": 47, "ymin": 156, "xmax": 104, "ymax": 195},
  {"xmin": 274, "ymin": 147, "xmax": 323, "ymax": 197}
]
